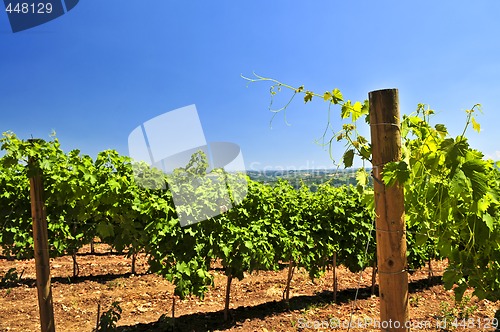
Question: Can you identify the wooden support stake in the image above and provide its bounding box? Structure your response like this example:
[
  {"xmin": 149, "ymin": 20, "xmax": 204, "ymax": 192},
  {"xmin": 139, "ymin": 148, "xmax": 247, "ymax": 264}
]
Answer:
[
  {"xmin": 371, "ymin": 259, "xmax": 377, "ymax": 295},
  {"xmin": 28, "ymin": 143, "xmax": 56, "ymax": 332},
  {"xmin": 333, "ymin": 252, "xmax": 338, "ymax": 303},
  {"xmin": 171, "ymin": 296, "xmax": 176, "ymax": 329},
  {"xmin": 369, "ymin": 89, "xmax": 409, "ymax": 331},
  {"xmin": 131, "ymin": 251, "xmax": 137, "ymax": 275},
  {"xmin": 428, "ymin": 258, "xmax": 433, "ymax": 285},
  {"xmin": 95, "ymin": 302, "xmax": 101, "ymax": 331},
  {"xmin": 284, "ymin": 259, "xmax": 295, "ymax": 306},
  {"xmin": 224, "ymin": 274, "xmax": 233, "ymax": 321},
  {"xmin": 72, "ymin": 252, "xmax": 79, "ymax": 278}
]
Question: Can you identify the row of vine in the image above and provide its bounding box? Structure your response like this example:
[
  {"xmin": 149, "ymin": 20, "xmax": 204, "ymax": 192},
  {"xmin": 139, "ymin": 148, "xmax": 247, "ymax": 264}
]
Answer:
[{"xmin": 0, "ymin": 132, "xmax": 438, "ymax": 316}]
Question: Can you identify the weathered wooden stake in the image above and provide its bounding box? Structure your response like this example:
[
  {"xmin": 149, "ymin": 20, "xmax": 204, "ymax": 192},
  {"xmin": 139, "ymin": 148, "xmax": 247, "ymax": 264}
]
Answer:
[
  {"xmin": 369, "ymin": 89, "xmax": 409, "ymax": 331},
  {"xmin": 95, "ymin": 302, "xmax": 101, "ymax": 331},
  {"xmin": 371, "ymin": 259, "xmax": 377, "ymax": 295},
  {"xmin": 72, "ymin": 252, "xmax": 79, "ymax": 278},
  {"xmin": 284, "ymin": 259, "xmax": 295, "ymax": 305},
  {"xmin": 28, "ymin": 142, "xmax": 56, "ymax": 332},
  {"xmin": 332, "ymin": 252, "xmax": 338, "ymax": 303},
  {"xmin": 171, "ymin": 296, "xmax": 176, "ymax": 329},
  {"xmin": 131, "ymin": 251, "xmax": 137, "ymax": 275},
  {"xmin": 224, "ymin": 274, "xmax": 233, "ymax": 321},
  {"xmin": 428, "ymin": 258, "xmax": 433, "ymax": 285}
]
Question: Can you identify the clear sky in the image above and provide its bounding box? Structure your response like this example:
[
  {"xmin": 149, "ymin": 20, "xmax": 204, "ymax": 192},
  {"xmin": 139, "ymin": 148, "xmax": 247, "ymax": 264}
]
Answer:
[{"xmin": 1, "ymin": 1, "xmax": 500, "ymax": 171}]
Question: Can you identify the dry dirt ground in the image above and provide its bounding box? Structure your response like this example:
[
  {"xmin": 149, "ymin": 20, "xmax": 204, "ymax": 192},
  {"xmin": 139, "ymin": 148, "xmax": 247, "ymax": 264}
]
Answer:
[{"xmin": 0, "ymin": 244, "xmax": 499, "ymax": 332}]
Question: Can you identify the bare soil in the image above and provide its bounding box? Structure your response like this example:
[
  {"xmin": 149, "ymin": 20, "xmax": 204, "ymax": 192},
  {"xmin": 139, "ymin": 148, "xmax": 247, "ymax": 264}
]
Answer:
[{"xmin": 0, "ymin": 244, "xmax": 498, "ymax": 332}]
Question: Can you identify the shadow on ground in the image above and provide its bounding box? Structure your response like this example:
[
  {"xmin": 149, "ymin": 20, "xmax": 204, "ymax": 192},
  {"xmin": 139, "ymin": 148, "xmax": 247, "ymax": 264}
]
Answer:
[
  {"xmin": 0, "ymin": 271, "xmax": 148, "ymax": 289},
  {"xmin": 116, "ymin": 276, "xmax": 443, "ymax": 332}
]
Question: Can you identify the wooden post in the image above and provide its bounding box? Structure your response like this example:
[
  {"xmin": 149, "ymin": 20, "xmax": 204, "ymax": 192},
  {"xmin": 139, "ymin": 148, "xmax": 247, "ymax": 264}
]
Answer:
[
  {"xmin": 171, "ymin": 296, "xmax": 176, "ymax": 329},
  {"xmin": 371, "ymin": 259, "xmax": 377, "ymax": 295},
  {"xmin": 224, "ymin": 273, "xmax": 233, "ymax": 321},
  {"xmin": 28, "ymin": 140, "xmax": 56, "ymax": 332},
  {"xmin": 332, "ymin": 252, "xmax": 337, "ymax": 303},
  {"xmin": 369, "ymin": 89, "xmax": 408, "ymax": 331},
  {"xmin": 95, "ymin": 302, "xmax": 101, "ymax": 331},
  {"xmin": 131, "ymin": 251, "xmax": 137, "ymax": 275},
  {"xmin": 284, "ymin": 259, "xmax": 295, "ymax": 305}
]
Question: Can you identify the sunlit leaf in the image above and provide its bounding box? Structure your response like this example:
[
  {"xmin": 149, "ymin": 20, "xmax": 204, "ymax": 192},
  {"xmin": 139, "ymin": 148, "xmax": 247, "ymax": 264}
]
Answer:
[
  {"xmin": 483, "ymin": 213, "xmax": 495, "ymax": 232},
  {"xmin": 351, "ymin": 101, "xmax": 363, "ymax": 121},
  {"xmin": 332, "ymin": 88, "xmax": 343, "ymax": 103},
  {"xmin": 471, "ymin": 117, "xmax": 481, "ymax": 133}
]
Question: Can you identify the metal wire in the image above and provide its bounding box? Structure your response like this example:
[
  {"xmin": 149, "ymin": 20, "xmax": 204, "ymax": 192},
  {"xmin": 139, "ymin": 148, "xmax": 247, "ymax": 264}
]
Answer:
[{"xmin": 370, "ymin": 123, "xmax": 401, "ymax": 129}]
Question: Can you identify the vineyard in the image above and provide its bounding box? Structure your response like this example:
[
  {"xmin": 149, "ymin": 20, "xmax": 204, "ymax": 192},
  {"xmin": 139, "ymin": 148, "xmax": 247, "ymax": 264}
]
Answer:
[
  {"xmin": 1, "ymin": 91, "xmax": 500, "ymax": 330},
  {"xmin": 0, "ymin": 133, "xmax": 380, "ymax": 303}
]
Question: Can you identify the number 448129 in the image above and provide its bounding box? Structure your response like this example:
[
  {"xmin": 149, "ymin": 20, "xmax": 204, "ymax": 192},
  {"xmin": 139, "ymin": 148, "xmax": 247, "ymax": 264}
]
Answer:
[{"xmin": 5, "ymin": 2, "xmax": 53, "ymax": 14}]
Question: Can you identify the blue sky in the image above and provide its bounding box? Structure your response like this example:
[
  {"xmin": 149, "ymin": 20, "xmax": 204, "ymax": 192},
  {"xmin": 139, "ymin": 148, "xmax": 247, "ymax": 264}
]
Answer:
[{"xmin": 1, "ymin": 1, "xmax": 500, "ymax": 170}]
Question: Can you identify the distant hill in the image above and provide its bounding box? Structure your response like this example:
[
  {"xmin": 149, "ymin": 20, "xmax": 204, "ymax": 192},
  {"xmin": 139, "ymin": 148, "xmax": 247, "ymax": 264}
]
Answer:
[{"xmin": 246, "ymin": 168, "xmax": 373, "ymax": 189}]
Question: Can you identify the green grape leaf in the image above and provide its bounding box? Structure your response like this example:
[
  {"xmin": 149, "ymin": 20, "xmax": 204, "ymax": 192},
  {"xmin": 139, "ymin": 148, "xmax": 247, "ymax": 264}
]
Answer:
[
  {"xmin": 462, "ymin": 160, "xmax": 489, "ymax": 200},
  {"xmin": 415, "ymin": 234, "xmax": 428, "ymax": 246},
  {"xmin": 382, "ymin": 161, "xmax": 410, "ymax": 186},
  {"xmin": 332, "ymin": 88, "xmax": 343, "ymax": 103},
  {"xmin": 483, "ymin": 213, "xmax": 495, "ymax": 232},
  {"xmin": 351, "ymin": 101, "xmax": 363, "ymax": 121},
  {"xmin": 341, "ymin": 101, "xmax": 352, "ymax": 120},
  {"xmin": 343, "ymin": 149, "xmax": 354, "ymax": 168},
  {"xmin": 442, "ymin": 269, "xmax": 459, "ymax": 290},
  {"xmin": 176, "ymin": 261, "xmax": 191, "ymax": 276},
  {"xmin": 445, "ymin": 138, "xmax": 469, "ymax": 163},
  {"xmin": 454, "ymin": 281, "xmax": 468, "ymax": 302},
  {"xmin": 472, "ymin": 287, "xmax": 488, "ymax": 301},
  {"xmin": 359, "ymin": 145, "xmax": 371, "ymax": 160},
  {"xmin": 355, "ymin": 168, "xmax": 367, "ymax": 187},
  {"xmin": 435, "ymin": 124, "xmax": 448, "ymax": 137},
  {"xmin": 304, "ymin": 91, "xmax": 313, "ymax": 103},
  {"xmin": 450, "ymin": 169, "xmax": 468, "ymax": 195},
  {"xmin": 96, "ymin": 222, "xmax": 114, "ymax": 239}
]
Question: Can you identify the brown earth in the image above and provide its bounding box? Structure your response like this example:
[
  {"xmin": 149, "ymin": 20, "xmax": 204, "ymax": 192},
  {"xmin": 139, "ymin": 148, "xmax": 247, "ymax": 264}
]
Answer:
[{"xmin": 0, "ymin": 244, "xmax": 498, "ymax": 332}]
